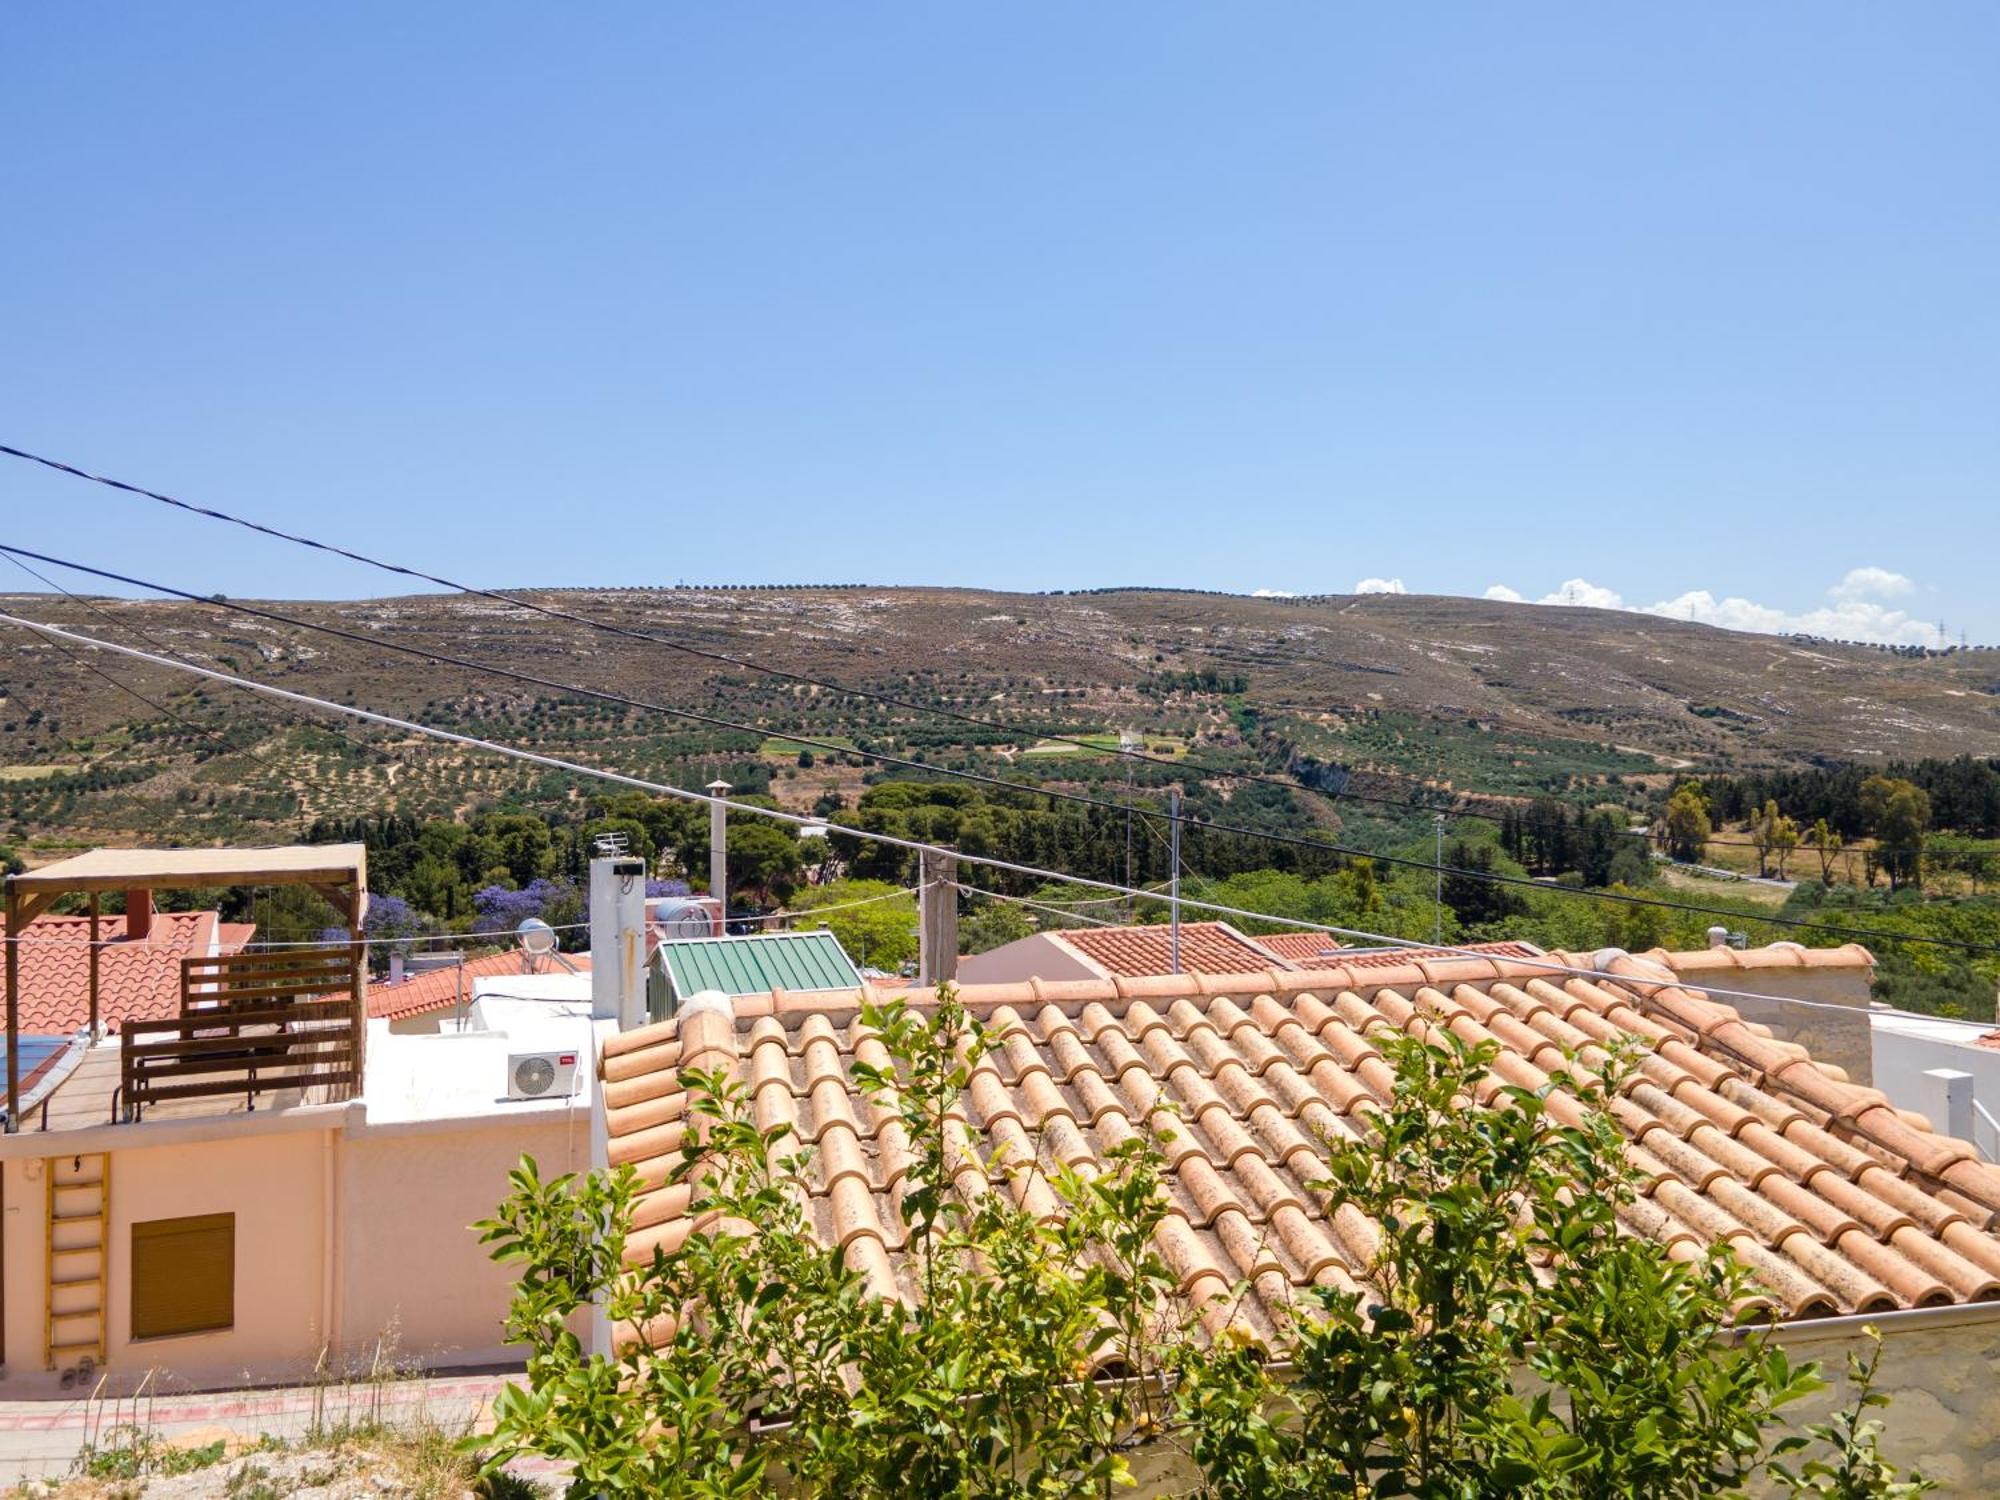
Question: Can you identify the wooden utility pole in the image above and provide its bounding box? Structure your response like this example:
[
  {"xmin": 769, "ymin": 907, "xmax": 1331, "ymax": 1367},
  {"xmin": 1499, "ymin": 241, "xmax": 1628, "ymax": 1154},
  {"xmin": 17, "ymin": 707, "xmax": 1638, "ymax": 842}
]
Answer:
[
  {"xmin": 1168, "ymin": 789, "xmax": 1181, "ymax": 975},
  {"xmin": 919, "ymin": 847, "xmax": 958, "ymax": 989}
]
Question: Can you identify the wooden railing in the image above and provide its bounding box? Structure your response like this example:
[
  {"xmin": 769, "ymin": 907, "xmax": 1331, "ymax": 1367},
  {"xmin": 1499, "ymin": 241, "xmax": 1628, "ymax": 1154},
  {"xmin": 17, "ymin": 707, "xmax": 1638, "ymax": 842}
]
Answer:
[{"xmin": 118, "ymin": 946, "xmax": 362, "ymax": 1117}]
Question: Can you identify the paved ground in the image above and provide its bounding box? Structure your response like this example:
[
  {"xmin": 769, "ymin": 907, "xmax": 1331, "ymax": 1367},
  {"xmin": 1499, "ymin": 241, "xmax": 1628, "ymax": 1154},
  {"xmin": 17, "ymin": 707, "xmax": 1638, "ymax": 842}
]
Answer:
[{"xmin": 0, "ymin": 1369, "xmax": 538, "ymax": 1486}]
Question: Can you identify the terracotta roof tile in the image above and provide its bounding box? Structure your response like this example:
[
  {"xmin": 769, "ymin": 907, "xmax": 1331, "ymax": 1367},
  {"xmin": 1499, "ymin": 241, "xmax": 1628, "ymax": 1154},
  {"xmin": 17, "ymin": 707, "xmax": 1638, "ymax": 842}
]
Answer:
[
  {"xmin": 602, "ymin": 955, "xmax": 2000, "ymax": 1337},
  {"xmin": 1645, "ymin": 941, "xmax": 1876, "ymax": 974},
  {"xmin": 1256, "ymin": 935, "xmax": 1544, "ymax": 967},
  {"xmin": 367, "ymin": 949, "xmax": 592, "ymax": 1021},
  {"xmin": 3, "ymin": 910, "xmax": 222, "ymax": 1034},
  {"xmin": 1055, "ymin": 922, "xmax": 1293, "ymax": 977}
]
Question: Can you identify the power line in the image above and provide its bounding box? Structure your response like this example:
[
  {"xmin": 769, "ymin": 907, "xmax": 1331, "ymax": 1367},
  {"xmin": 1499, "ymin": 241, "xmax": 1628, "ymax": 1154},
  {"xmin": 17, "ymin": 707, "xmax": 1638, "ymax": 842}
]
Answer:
[
  {"xmin": 0, "ymin": 441, "xmax": 1763, "ymax": 853},
  {"xmin": 6, "ymin": 610, "xmax": 1996, "ymax": 965},
  {"xmin": 1, "ymin": 548, "xmax": 386, "ymax": 769},
  {"xmin": 17, "ymin": 609, "xmax": 1982, "ymax": 1035},
  {"xmin": 0, "ymin": 546, "xmax": 1896, "ymax": 948}
]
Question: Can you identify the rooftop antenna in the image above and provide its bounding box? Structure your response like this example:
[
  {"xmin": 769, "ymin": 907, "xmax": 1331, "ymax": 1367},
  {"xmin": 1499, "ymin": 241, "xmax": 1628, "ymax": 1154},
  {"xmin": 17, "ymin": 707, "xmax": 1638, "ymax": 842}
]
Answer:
[{"xmin": 592, "ymin": 830, "xmax": 629, "ymax": 857}]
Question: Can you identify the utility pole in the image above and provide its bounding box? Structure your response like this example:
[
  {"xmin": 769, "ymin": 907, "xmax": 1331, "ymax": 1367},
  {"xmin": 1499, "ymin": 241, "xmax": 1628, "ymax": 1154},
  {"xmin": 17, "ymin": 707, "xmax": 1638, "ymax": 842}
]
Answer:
[
  {"xmin": 1124, "ymin": 751, "xmax": 1136, "ymax": 924},
  {"xmin": 918, "ymin": 847, "xmax": 958, "ymax": 988},
  {"xmin": 706, "ymin": 779, "xmax": 730, "ymax": 919},
  {"xmin": 1169, "ymin": 786, "xmax": 1182, "ymax": 974},
  {"xmin": 1433, "ymin": 813, "xmax": 1446, "ymax": 944}
]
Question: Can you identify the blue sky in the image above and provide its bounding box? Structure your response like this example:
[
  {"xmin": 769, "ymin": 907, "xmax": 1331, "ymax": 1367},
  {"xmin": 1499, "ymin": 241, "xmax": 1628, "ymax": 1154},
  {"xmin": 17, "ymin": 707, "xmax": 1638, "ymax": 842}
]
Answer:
[{"xmin": 4, "ymin": 5, "xmax": 1996, "ymax": 645}]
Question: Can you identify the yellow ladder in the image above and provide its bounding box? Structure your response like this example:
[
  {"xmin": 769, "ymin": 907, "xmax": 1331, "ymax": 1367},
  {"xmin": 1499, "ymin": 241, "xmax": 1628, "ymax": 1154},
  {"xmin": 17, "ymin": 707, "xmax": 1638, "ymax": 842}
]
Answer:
[{"xmin": 45, "ymin": 1153, "xmax": 110, "ymax": 1372}]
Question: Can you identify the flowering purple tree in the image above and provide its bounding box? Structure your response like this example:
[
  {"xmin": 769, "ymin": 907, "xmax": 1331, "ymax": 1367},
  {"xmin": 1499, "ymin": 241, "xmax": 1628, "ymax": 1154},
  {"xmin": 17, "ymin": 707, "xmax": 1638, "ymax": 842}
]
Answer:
[{"xmin": 472, "ymin": 878, "xmax": 583, "ymax": 938}]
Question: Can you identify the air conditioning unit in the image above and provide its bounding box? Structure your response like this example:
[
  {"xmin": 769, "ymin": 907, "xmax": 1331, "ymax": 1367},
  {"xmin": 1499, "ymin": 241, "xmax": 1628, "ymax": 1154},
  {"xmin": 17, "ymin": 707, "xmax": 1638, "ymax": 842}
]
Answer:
[{"xmin": 506, "ymin": 1049, "xmax": 579, "ymax": 1101}]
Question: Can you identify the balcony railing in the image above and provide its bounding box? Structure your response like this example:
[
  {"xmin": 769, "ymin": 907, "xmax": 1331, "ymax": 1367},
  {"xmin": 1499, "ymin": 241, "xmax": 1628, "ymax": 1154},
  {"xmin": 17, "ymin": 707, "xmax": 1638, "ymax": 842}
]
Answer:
[{"xmin": 119, "ymin": 947, "xmax": 362, "ymax": 1118}]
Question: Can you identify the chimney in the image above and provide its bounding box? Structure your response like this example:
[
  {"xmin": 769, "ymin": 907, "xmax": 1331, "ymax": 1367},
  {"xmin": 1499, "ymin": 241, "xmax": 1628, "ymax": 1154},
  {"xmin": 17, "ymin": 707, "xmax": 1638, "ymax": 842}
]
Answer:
[
  {"xmin": 125, "ymin": 889, "xmax": 153, "ymax": 942},
  {"xmin": 388, "ymin": 951, "xmax": 406, "ymax": 986},
  {"xmin": 1706, "ymin": 925, "xmax": 1730, "ymax": 950},
  {"xmin": 706, "ymin": 780, "xmax": 731, "ymax": 909},
  {"xmin": 590, "ymin": 854, "xmax": 647, "ymax": 1027}
]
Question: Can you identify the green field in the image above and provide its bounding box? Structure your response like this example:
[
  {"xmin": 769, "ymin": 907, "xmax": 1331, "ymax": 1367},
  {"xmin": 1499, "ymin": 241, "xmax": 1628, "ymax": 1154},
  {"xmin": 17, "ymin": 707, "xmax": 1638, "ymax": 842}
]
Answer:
[{"xmin": 759, "ymin": 736, "xmax": 856, "ymax": 757}]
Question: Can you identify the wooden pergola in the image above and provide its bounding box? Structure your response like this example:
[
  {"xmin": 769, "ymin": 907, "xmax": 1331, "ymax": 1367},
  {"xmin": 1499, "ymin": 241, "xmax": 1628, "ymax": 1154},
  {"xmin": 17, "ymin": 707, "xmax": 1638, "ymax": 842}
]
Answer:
[{"xmin": 3, "ymin": 845, "xmax": 368, "ymax": 1130}]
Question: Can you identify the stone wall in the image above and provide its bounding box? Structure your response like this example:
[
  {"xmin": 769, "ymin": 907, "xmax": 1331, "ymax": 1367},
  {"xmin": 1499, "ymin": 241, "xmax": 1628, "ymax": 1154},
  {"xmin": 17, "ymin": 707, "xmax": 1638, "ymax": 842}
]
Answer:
[
  {"xmin": 1770, "ymin": 1305, "xmax": 2000, "ymax": 1496},
  {"xmin": 1118, "ymin": 1306, "xmax": 2000, "ymax": 1497}
]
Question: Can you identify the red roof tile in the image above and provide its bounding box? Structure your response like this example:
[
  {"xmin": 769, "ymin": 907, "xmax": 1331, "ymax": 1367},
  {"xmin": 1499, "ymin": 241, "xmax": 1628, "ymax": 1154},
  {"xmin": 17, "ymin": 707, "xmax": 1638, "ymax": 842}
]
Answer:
[
  {"xmin": 605, "ymin": 953, "xmax": 2000, "ymax": 1340},
  {"xmin": 3, "ymin": 910, "xmax": 223, "ymax": 1035},
  {"xmin": 1055, "ymin": 922, "xmax": 1291, "ymax": 977},
  {"xmin": 1260, "ymin": 937, "xmax": 1544, "ymax": 968},
  {"xmin": 368, "ymin": 949, "xmax": 592, "ymax": 1021}
]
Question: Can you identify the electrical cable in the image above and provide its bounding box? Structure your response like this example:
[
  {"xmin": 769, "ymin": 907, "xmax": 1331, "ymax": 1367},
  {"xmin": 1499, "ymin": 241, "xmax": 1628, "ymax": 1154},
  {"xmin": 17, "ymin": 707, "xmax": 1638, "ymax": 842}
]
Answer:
[
  {"xmin": 4, "ymin": 547, "xmax": 1917, "ymax": 951},
  {"xmin": 7, "ymin": 610, "xmax": 1996, "ymax": 974}
]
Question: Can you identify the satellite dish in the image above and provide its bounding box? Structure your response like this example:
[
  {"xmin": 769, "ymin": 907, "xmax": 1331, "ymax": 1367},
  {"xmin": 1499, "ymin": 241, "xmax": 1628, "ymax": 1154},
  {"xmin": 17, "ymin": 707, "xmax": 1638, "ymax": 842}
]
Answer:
[{"xmin": 516, "ymin": 918, "xmax": 559, "ymax": 956}]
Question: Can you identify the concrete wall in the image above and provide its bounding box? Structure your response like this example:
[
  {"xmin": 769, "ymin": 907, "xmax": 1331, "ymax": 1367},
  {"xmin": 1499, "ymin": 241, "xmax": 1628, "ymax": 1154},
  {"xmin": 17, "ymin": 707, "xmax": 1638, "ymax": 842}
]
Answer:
[
  {"xmin": 1769, "ymin": 1306, "xmax": 2000, "ymax": 1496},
  {"xmin": 1, "ymin": 1125, "xmax": 331, "ymax": 1390},
  {"xmin": 1, "ymin": 1107, "xmax": 584, "ymax": 1394},
  {"xmin": 956, "ymin": 933, "xmax": 1104, "ymax": 987},
  {"xmin": 1646, "ymin": 949, "xmax": 1879, "ymax": 1086},
  {"xmin": 339, "ymin": 1113, "xmax": 583, "ymax": 1372},
  {"xmin": 1115, "ymin": 1308, "xmax": 2000, "ymax": 1497},
  {"xmin": 1872, "ymin": 1022, "xmax": 2000, "ymax": 1149}
]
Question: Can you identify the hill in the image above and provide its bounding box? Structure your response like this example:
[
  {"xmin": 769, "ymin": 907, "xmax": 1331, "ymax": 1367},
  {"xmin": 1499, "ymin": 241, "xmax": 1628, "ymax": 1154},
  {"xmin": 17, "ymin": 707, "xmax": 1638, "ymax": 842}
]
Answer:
[{"xmin": 3, "ymin": 586, "xmax": 1996, "ymax": 853}]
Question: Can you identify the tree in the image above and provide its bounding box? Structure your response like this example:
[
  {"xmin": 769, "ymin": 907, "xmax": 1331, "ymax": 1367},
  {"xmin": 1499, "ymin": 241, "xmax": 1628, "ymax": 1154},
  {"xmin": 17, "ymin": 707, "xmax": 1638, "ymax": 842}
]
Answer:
[
  {"xmin": 1862, "ymin": 777, "xmax": 1931, "ymax": 891},
  {"xmin": 790, "ymin": 879, "xmax": 918, "ymax": 971},
  {"xmin": 1662, "ymin": 781, "xmax": 1713, "ymax": 863},
  {"xmin": 1752, "ymin": 801, "xmax": 1802, "ymax": 881},
  {"xmin": 1807, "ymin": 819, "xmax": 1844, "ymax": 883},
  {"xmin": 486, "ymin": 813, "xmax": 555, "ymax": 888},
  {"xmin": 476, "ymin": 990, "xmax": 1195, "ymax": 1496},
  {"xmin": 958, "ymin": 900, "xmax": 1033, "ymax": 955},
  {"xmin": 725, "ymin": 822, "xmax": 804, "ymax": 902},
  {"xmin": 477, "ymin": 1004, "xmax": 1928, "ymax": 1498},
  {"xmin": 1441, "ymin": 839, "xmax": 1528, "ymax": 927}
]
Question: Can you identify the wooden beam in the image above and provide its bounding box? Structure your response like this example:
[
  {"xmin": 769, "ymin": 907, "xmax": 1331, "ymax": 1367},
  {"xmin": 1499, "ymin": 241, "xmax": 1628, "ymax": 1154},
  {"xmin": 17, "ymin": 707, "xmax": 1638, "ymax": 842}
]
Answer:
[{"xmin": 11, "ymin": 892, "xmax": 60, "ymax": 930}]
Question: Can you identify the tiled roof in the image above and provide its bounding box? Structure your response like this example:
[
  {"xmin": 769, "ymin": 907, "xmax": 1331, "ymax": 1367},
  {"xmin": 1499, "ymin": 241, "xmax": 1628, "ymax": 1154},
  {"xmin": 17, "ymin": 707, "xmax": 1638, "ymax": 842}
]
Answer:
[
  {"xmin": 1056, "ymin": 922, "xmax": 1294, "ymax": 977},
  {"xmin": 657, "ymin": 931, "xmax": 861, "ymax": 999},
  {"xmin": 602, "ymin": 952, "xmax": 2000, "ymax": 1347},
  {"xmin": 1644, "ymin": 941, "xmax": 1876, "ymax": 975},
  {"xmin": 3, "ymin": 911, "xmax": 222, "ymax": 1035},
  {"xmin": 1254, "ymin": 937, "xmax": 1546, "ymax": 968},
  {"xmin": 1254, "ymin": 932, "xmax": 1351, "ymax": 962},
  {"xmin": 216, "ymin": 922, "xmax": 258, "ymax": 952},
  {"xmin": 367, "ymin": 949, "xmax": 592, "ymax": 1021}
]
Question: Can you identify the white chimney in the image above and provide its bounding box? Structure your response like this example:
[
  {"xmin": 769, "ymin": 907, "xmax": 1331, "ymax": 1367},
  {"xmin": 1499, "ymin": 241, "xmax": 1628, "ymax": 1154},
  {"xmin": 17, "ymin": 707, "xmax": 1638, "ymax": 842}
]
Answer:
[
  {"xmin": 706, "ymin": 779, "xmax": 731, "ymax": 910},
  {"xmin": 1707, "ymin": 925, "xmax": 1731, "ymax": 950},
  {"xmin": 590, "ymin": 855, "xmax": 647, "ymax": 1026}
]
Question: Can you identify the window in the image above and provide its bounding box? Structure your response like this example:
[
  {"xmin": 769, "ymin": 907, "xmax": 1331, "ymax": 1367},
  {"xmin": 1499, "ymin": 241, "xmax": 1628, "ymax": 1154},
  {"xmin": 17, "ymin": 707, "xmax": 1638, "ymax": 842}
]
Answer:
[{"xmin": 130, "ymin": 1213, "xmax": 234, "ymax": 1340}]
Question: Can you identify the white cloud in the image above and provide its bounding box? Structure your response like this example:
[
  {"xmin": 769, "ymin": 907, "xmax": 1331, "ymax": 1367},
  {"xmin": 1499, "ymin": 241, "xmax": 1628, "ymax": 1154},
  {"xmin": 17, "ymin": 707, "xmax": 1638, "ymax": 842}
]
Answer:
[
  {"xmin": 1353, "ymin": 577, "xmax": 1407, "ymax": 595},
  {"xmin": 1538, "ymin": 578, "xmax": 1627, "ymax": 610},
  {"xmin": 1488, "ymin": 567, "xmax": 1939, "ymax": 646},
  {"xmin": 1481, "ymin": 584, "xmax": 1524, "ymax": 603},
  {"xmin": 1251, "ymin": 588, "xmax": 1297, "ymax": 598},
  {"xmin": 1828, "ymin": 566, "xmax": 1915, "ymax": 603}
]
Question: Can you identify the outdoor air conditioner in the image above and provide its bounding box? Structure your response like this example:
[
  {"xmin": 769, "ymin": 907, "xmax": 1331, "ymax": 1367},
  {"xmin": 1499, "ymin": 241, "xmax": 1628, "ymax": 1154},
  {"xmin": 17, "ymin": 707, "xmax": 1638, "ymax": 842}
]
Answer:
[{"xmin": 506, "ymin": 1049, "xmax": 579, "ymax": 1101}]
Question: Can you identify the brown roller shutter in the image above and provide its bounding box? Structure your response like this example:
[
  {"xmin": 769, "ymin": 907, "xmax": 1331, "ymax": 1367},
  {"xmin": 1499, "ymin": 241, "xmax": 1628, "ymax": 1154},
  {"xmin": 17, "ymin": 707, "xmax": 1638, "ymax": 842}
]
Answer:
[{"xmin": 130, "ymin": 1213, "xmax": 234, "ymax": 1340}]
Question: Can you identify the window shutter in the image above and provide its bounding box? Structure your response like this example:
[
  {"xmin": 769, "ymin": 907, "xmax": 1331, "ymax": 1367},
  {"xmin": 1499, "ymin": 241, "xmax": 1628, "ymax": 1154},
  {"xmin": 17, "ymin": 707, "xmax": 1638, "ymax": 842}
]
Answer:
[{"xmin": 130, "ymin": 1213, "xmax": 235, "ymax": 1340}]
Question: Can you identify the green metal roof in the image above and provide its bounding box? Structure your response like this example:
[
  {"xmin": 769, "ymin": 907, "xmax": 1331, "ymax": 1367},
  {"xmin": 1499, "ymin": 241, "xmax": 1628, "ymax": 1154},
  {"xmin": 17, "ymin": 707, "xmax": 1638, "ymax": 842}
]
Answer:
[{"xmin": 657, "ymin": 930, "xmax": 862, "ymax": 1001}]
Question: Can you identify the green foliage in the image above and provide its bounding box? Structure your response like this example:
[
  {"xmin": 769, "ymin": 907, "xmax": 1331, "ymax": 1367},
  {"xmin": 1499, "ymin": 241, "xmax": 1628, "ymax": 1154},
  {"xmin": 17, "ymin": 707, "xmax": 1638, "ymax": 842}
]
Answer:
[
  {"xmin": 1770, "ymin": 1329, "xmax": 1934, "ymax": 1499},
  {"xmin": 1662, "ymin": 781, "xmax": 1714, "ymax": 863},
  {"xmin": 1176, "ymin": 1031, "xmax": 1843, "ymax": 1499},
  {"xmin": 476, "ymin": 998, "xmax": 1931, "ymax": 1498},
  {"xmin": 790, "ymin": 878, "xmax": 919, "ymax": 970},
  {"xmin": 959, "ymin": 899, "xmax": 1035, "ymax": 955},
  {"xmin": 475, "ymin": 987, "xmax": 1195, "ymax": 1497}
]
